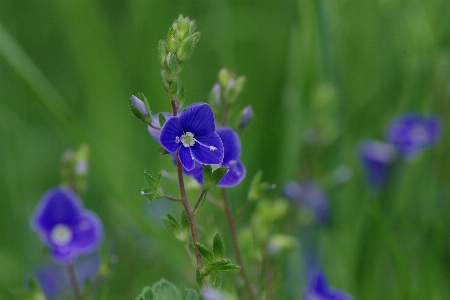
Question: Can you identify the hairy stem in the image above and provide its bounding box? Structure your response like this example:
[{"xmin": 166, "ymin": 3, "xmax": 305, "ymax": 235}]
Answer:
[
  {"xmin": 176, "ymin": 154, "xmax": 207, "ymax": 287},
  {"xmin": 221, "ymin": 188, "xmax": 256, "ymax": 299}
]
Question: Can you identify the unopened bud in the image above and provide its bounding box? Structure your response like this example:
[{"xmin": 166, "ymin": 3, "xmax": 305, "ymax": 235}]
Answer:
[
  {"xmin": 176, "ymin": 15, "xmax": 189, "ymax": 40},
  {"xmin": 158, "ymin": 40, "xmax": 168, "ymax": 68},
  {"xmin": 167, "ymin": 33, "xmax": 177, "ymax": 53},
  {"xmin": 218, "ymin": 68, "xmax": 230, "ymax": 88},
  {"xmin": 239, "ymin": 105, "xmax": 254, "ymax": 128},
  {"xmin": 176, "ymin": 36, "xmax": 194, "ymax": 63},
  {"xmin": 129, "ymin": 95, "xmax": 151, "ymax": 124},
  {"xmin": 209, "ymin": 83, "xmax": 221, "ymax": 107}
]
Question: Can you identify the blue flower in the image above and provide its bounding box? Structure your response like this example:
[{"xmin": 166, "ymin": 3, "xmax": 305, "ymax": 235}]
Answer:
[
  {"xmin": 385, "ymin": 113, "xmax": 441, "ymax": 159},
  {"xmin": 160, "ymin": 103, "xmax": 224, "ymax": 171},
  {"xmin": 179, "ymin": 127, "xmax": 246, "ymax": 188},
  {"xmin": 30, "ymin": 187, "xmax": 103, "ymax": 264},
  {"xmin": 303, "ymin": 269, "xmax": 353, "ymax": 300},
  {"xmin": 359, "ymin": 139, "xmax": 396, "ymax": 189},
  {"xmin": 283, "ymin": 181, "xmax": 329, "ymax": 224},
  {"xmin": 32, "ymin": 253, "xmax": 100, "ymax": 300}
]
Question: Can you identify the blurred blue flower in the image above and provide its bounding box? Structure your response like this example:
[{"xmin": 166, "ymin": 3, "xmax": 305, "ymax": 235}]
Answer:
[
  {"xmin": 178, "ymin": 127, "xmax": 246, "ymax": 188},
  {"xmin": 359, "ymin": 139, "xmax": 397, "ymax": 189},
  {"xmin": 33, "ymin": 252, "xmax": 100, "ymax": 300},
  {"xmin": 160, "ymin": 103, "xmax": 224, "ymax": 171},
  {"xmin": 239, "ymin": 105, "xmax": 254, "ymax": 129},
  {"xmin": 31, "ymin": 187, "xmax": 103, "ymax": 264},
  {"xmin": 385, "ymin": 113, "xmax": 441, "ymax": 159},
  {"xmin": 283, "ymin": 181, "xmax": 329, "ymax": 224},
  {"xmin": 303, "ymin": 269, "xmax": 353, "ymax": 300}
]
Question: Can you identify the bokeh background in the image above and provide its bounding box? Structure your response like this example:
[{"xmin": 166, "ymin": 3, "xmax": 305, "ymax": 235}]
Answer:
[{"xmin": 1, "ymin": 0, "xmax": 449, "ymax": 299}]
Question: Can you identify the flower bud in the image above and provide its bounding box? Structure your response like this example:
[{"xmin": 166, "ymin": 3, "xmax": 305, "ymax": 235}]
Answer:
[
  {"xmin": 218, "ymin": 68, "xmax": 230, "ymax": 88},
  {"xmin": 176, "ymin": 36, "xmax": 194, "ymax": 64},
  {"xmin": 158, "ymin": 40, "xmax": 168, "ymax": 69},
  {"xmin": 208, "ymin": 83, "xmax": 221, "ymax": 108},
  {"xmin": 167, "ymin": 32, "xmax": 177, "ymax": 53},
  {"xmin": 235, "ymin": 75, "xmax": 246, "ymax": 94},
  {"xmin": 176, "ymin": 14, "xmax": 189, "ymax": 40},
  {"xmin": 239, "ymin": 105, "xmax": 254, "ymax": 129},
  {"xmin": 165, "ymin": 52, "xmax": 179, "ymax": 75},
  {"xmin": 129, "ymin": 94, "xmax": 151, "ymax": 124}
]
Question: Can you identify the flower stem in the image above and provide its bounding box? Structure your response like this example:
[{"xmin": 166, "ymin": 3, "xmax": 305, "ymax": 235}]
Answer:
[
  {"xmin": 176, "ymin": 153, "xmax": 207, "ymax": 287},
  {"xmin": 67, "ymin": 263, "xmax": 83, "ymax": 300},
  {"xmin": 221, "ymin": 188, "xmax": 256, "ymax": 299},
  {"xmin": 193, "ymin": 190, "xmax": 207, "ymax": 214}
]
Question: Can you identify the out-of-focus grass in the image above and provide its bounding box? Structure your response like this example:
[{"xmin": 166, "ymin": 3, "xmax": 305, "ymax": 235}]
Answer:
[{"xmin": 0, "ymin": 0, "xmax": 449, "ymax": 299}]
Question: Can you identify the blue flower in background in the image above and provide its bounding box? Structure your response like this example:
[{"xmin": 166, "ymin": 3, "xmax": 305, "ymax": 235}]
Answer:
[
  {"xmin": 359, "ymin": 139, "xmax": 397, "ymax": 189},
  {"xmin": 283, "ymin": 181, "xmax": 329, "ymax": 224},
  {"xmin": 31, "ymin": 187, "xmax": 103, "ymax": 264},
  {"xmin": 386, "ymin": 113, "xmax": 441, "ymax": 159},
  {"xmin": 33, "ymin": 252, "xmax": 100, "ymax": 300},
  {"xmin": 182, "ymin": 127, "xmax": 246, "ymax": 188},
  {"xmin": 303, "ymin": 269, "xmax": 353, "ymax": 300},
  {"xmin": 160, "ymin": 103, "xmax": 224, "ymax": 171}
]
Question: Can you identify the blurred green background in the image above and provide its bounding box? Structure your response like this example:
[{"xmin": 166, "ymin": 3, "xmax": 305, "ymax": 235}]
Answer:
[{"xmin": 1, "ymin": 0, "xmax": 449, "ymax": 299}]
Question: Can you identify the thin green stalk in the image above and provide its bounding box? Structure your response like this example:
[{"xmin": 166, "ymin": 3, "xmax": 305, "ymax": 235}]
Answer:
[{"xmin": 221, "ymin": 188, "xmax": 256, "ymax": 299}]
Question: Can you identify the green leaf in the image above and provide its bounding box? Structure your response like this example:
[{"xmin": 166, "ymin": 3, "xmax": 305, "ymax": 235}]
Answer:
[
  {"xmin": 247, "ymin": 171, "xmax": 272, "ymax": 202},
  {"xmin": 200, "ymin": 259, "xmax": 240, "ymax": 277},
  {"xmin": 179, "ymin": 85, "xmax": 186, "ymax": 107},
  {"xmin": 158, "ymin": 113, "xmax": 167, "ymax": 128},
  {"xmin": 202, "ymin": 165, "xmax": 228, "ymax": 191},
  {"xmin": 136, "ymin": 286, "xmax": 153, "ymax": 300},
  {"xmin": 212, "ymin": 233, "xmax": 224, "ymax": 261},
  {"xmin": 163, "ymin": 213, "xmax": 181, "ymax": 238},
  {"xmin": 142, "ymin": 172, "xmax": 164, "ymax": 201},
  {"xmin": 195, "ymin": 242, "xmax": 214, "ymax": 262},
  {"xmin": 180, "ymin": 210, "xmax": 189, "ymax": 230},
  {"xmin": 152, "ymin": 279, "xmax": 181, "ymax": 300},
  {"xmin": 182, "ymin": 289, "xmax": 200, "ymax": 300}
]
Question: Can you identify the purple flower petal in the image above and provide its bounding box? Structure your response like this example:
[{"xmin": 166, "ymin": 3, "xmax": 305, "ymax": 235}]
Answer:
[
  {"xmin": 148, "ymin": 112, "xmax": 172, "ymax": 143},
  {"xmin": 386, "ymin": 113, "xmax": 442, "ymax": 159},
  {"xmin": 179, "ymin": 103, "xmax": 216, "ymax": 137},
  {"xmin": 303, "ymin": 269, "xmax": 353, "ymax": 300},
  {"xmin": 191, "ymin": 132, "xmax": 224, "ymax": 165},
  {"xmin": 359, "ymin": 139, "xmax": 396, "ymax": 189},
  {"xmin": 160, "ymin": 116, "xmax": 183, "ymax": 153},
  {"xmin": 217, "ymin": 127, "xmax": 241, "ymax": 162},
  {"xmin": 178, "ymin": 147, "xmax": 195, "ymax": 170},
  {"xmin": 218, "ymin": 159, "xmax": 246, "ymax": 187}
]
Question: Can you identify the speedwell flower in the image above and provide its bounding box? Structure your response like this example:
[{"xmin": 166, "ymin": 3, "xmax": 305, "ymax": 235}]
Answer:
[
  {"xmin": 178, "ymin": 127, "xmax": 246, "ymax": 188},
  {"xmin": 30, "ymin": 187, "xmax": 103, "ymax": 264},
  {"xmin": 385, "ymin": 113, "xmax": 441, "ymax": 159},
  {"xmin": 159, "ymin": 103, "xmax": 224, "ymax": 171},
  {"xmin": 303, "ymin": 269, "xmax": 353, "ymax": 300}
]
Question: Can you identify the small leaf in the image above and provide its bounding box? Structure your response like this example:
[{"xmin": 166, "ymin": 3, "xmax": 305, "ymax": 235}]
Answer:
[
  {"xmin": 182, "ymin": 289, "xmax": 200, "ymax": 300},
  {"xmin": 151, "ymin": 279, "xmax": 181, "ymax": 299},
  {"xmin": 180, "ymin": 210, "xmax": 189, "ymax": 230},
  {"xmin": 200, "ymin": 259, "xmax": 240, "ymax": 277},
  {"xmin": 159, "ymin": 113, "xmax": 167, "ymax": 128},
  {"xmin": 196, "ymin": 269, "xmax": 202, "ymax": 287},
  {"xmin": 195, "ymin": 242, "xmax": 214, "ymax": 262},
  {"xmin": 163, "ymin": 214, "xmax": 182, "ymax": 239},
  {"xmin": 247, "ymin": 171, "xmax": 273, "ymax": 202},
  {"xmin": 179, "ymin": 85, "xmax": 186, "ymax": 107},
  {"xmin": 202, "ymin": 165, "xmax": 229, "ymax": 191},
  {"xmin": 136, "ymin": 286, "xmax": 153, "ymax": 300},
  {"xmin": 142, "ymin": 172, "xmax": 164, "ymax": 201},
  {"xmin": 212, "ymin": 233, "xmax": 224, "ymax": 261}
]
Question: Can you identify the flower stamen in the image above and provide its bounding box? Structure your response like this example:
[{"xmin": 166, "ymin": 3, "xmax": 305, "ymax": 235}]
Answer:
[
  {"xmin": 50, "ymin": 224, "xmax": 73, "ymax": 246},
  {"xmin": 175, "ymin": 131, "xmax": 217, "ymax": 151}
]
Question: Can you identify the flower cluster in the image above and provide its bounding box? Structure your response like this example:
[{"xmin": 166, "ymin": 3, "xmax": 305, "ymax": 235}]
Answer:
[{"xmin": 30, "ymin": 187, "xmax": 103, "ymax": 264}]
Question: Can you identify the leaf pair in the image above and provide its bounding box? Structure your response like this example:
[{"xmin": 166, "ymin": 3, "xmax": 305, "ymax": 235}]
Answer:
[{"xmin": 141, "ymin": 171, "xmax": 164, "ymax": 201}]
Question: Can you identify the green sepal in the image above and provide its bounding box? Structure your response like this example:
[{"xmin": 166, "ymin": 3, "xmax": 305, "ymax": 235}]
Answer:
[
  {"xmin": 176, "ymin": 14, "xmax": 189, "ymax": 40},
  {"xmin": 212, "ymin": 233, "xmax": 225, "ymax": 261},
  {"xmin": 142, "ymin": 172, "xmax": 164, "ymax": 201},
  {"xmin": 158, "ymin": 113, "xmax": 167, "ymax": 129},
  {"xmin": 247, "ymin": 171, "xmax": 272, "ymax": 202},
  {"xmin": 165, "ymin": 52, "xmax": 179, "ymax": 74},
  {"xmin": 195, "ymin": 242, "xmax": 214, "ymax": 262},
  {"xmin": 200, "ymin": 259, "xmax": 240, "ymax": 277},
  {"xmin": 182, "ymin": 289, "xmax": 200, "ymax": 300},
  {"xmin": 169, "ymin": 80, "xmax": 179, "ymax": 100},
  {"xmin": 202, "ymin": 165, "xmax": 229, "ymax": 191},
  {"xmin": 158, "ymin": 40, "xmax": 168, "ymax": 69},
  {"xmin": 160, "ymin": 70, "xmax": 170, "ymax": 91},
  {"xmin": 179, "ymin": 85, "xmax": 186, "ymax": 107},
  {"xmin": 177, "ymin": 36, "xmax": 194, "ymax": 64},
  {"xmin": 135, "ymin": 286, "xmax": 153, "ymax": 300},
  {"xmin": 167, "ymin": 27, "xmax": 178, "ymax": 53},
  {"xmin": 152, "ymin": 279, "xmax": 181, "ymax": 299}
]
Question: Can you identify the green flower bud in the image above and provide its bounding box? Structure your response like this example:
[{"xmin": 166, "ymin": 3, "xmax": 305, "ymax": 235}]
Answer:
[
  {"xmin": 167, "ymin": 31, "xmax": 178, "ymax": 53},
  {"xmin": 169, "ymin": 79, "xmax": 178, "ymax": 100},
  {"xmin": 165, "ymin": 52, "xmax": 179, "ymax": 74},
  {"xmin": 176, "ymin": 36, "xmax": 194, "ymax": 64},
  {"xmin": 158, "ymin": 40, "xmax": 168, "ymax": 69},
  {"xmin": 160, "ymin": 69, "xmax": 170, "ymax": 91},
  {"xmin": 176, "ymin": 14, "xmax": 189, "ymax": 40},
  {"xmin": 191, "ymin": 32, "xmax": 201, "ymax": 45},
  {"xmin": 235, "ymin": 75, "xmax": 246, "ymax": 94},
  {"xmin": 218, "ymin": 68, "xmax": 230, "ymax": 88},
  {"xmin": 189, "ymin": 20, "xmax": 197, "ymax": 34}
]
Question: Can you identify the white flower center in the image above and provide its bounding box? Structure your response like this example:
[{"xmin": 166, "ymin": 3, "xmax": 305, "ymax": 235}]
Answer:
[
  {"xmin": 410, "ymin": 124, "xmax": 428, "ymax": 145},
  {"xmin": 175, "ymin": 131, "xmax": 217, "ymax": 151},
  {"xmin": 50, "ymin": 224, "xmax": 73, "ymax": 246}
]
